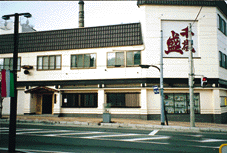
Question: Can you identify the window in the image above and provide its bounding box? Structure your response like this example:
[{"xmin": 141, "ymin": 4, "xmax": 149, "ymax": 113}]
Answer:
[
  {"xmin": 71, "ymin": 54, "xmax": 96, "ymax": 69},
  {"xmin": 37, "ymin": 55, "xmax": 61, "ymax": 70},
  {"xmin": 62, "ymin": 93, "xmax": 98, "ymax": 108},
  {"xmin": 106, "ymin": 93, "xmax": 140, "ymax": 108},
  {"xmin": 107, "ymin": 51, "xmax": 141, "ymax": 67},
  {"xmin": 164, "ymin": 93, "xmax": 200, "ymax": 114},
  {"xmin": 126, "ymin": 51, "xmax": 141, "ymax": 66},
  {"xmin": 0, "ymin": 57, "xmax": 21, "ymax": 71},
  {"xmin": 218, "ymin": 14, "xmax": 226, "ymax": 35},
  {"xmin": 219, "ymin": 51, "xmax": 227, "ymax": 68}
]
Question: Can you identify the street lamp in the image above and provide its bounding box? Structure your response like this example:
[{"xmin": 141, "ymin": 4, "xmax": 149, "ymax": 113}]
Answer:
[
  {"xmin": 139, "ymin": 64, "xmax": 165, "ymax": 125},
  {"xmin": 139, "ymin": 30, "xmax": 165, "ymax": 125},
  {"xmin": 2, "ymin": 12, "xmax": 32, "ymax": 153}
]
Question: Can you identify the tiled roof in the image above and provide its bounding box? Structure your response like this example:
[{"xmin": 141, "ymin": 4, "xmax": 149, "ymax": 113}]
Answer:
[
  {"xmin": 0, "ymin": 23, "xmax": 143, "ymax": 54},
  {"xmin": 137, "ymin": 0, "xmax": 227, "ymax": 17}
]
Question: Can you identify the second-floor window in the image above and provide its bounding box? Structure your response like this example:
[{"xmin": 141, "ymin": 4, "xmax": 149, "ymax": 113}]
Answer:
[
  {"xmin": 71, "ymin": 54, "xmax": 96, "ymax": 69},
  {"xmin": 37, "ymin": 55, "xmax": 61, "ymax": 70},
  {"xmin": 218, "ymin": 14, "xmax": 226, "ymax": 35},
  {"xmin": 0, "ymin": 57, "xmax": 21, "ymax": 71},
  {"xmin": 107, "ymin": 51, "xmax": 141, "ymax": 67},
  {"xmin": 219, "ymin": 51, "xmax": 227, "ymax": 69}
]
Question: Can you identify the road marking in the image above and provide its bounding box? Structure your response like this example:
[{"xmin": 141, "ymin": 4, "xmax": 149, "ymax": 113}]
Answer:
[
  {"xmin": 16, "ymin": 130, "xmax": 73, "ymax": 135},
  {"xmin": 181, "ymin": 134, "xmax": 203, "ymax": 138},
  {"xmin": 1, "ymin": 128, "xmax": 42, "ymax": 133},
  {"xmin": 188, "ymin": 145, "xmax": 220, "ymax": 149},
  {"xmin": 121, "ymin": 136, "xmax": 170, "ymax": 142},
  {"xmin": 81, "ymin": 133, "xmax": 140, "ymax": 139},
  {"xmin": 0, "ymin": 147, "xmax": 74, "ymax": 153},
  {"xmin": 44, "ymin": 131, "xmax": 106, "ymax": 137},
  {"xmin": 149, "ymin": 130, "xmax": 159, "ymax": 135},
  {"xmin": 199, "ymin": 138, "xmax": 227, "ymax": 143}
]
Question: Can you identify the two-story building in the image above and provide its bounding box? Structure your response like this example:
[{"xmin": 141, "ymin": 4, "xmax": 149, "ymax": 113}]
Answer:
[{"xmin": 1, "ymin": 0, "xmax": 227, "ymax": 123}]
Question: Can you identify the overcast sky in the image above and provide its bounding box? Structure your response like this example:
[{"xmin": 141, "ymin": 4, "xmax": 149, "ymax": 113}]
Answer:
[{"xmin": 0, "ymin": 1, "xmax": 140, "ymax": 31}]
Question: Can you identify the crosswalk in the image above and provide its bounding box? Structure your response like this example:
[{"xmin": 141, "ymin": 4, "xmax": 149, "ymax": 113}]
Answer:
[{"xmin": 0, "ymin": 127, "xmax": 226, "ymax": 148}]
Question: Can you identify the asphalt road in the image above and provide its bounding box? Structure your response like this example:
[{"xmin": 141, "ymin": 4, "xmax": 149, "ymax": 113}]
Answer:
[{"xmin": 0, "ymin": 123, "xmax": 226, "ymax": 153}]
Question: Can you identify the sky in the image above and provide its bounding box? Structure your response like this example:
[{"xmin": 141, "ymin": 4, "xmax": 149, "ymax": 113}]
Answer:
[{"xmin": 0, "ymin": 1, "xmax": 140, "ymax": 31}]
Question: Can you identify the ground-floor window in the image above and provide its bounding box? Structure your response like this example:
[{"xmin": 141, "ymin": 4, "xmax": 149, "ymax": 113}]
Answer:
[
  {"xmin": 62, "ymin": 93, "xmax": 97, "ymax": 108},
  {"xmin": 164, "ymin": 93, "xmax": 200, "ymax": 114},
  {"xmin": 106, "ymin": 92, "xmax": 140, "ymax": 108}
]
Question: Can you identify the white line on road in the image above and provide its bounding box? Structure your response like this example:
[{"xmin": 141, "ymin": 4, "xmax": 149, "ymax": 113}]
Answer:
[
  {"xmin": 198, "ymin": 138, "xmax": 227, "ymax": 143},
  {"xmin": 16, "ymin": 130, "xmax": 74, "ymax": 135},
  {"xmin": 149, "ymin": 130, "xmax": 159, "ymax": 135},
  {"xmin": 44, "ymin": 131, "xmax": 106, "ymax": 137},
  {"xmin": 81, "ymin": 133, "xmax": 141, "ymax": 139},
  {"xmin": 0, "ymin": 147, "xmax": 75, "ymax": 153},
  {"xmin": 121, "ymin": 136, "xmax": 170, "ymax": 142}
]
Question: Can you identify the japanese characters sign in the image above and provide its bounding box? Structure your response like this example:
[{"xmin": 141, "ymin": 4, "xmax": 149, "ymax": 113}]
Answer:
[{"xmin": 162, "ymin": 21, "xmax": 198, "ymax": 57}]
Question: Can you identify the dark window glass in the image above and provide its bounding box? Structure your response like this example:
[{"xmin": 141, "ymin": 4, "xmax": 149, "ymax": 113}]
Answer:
[
  {"xmin": 106, "ymin": 93, "xmax": 140, "ymax": 108},
  {"xmin": 62, "ymin": 93, "xmax": 97, "ymax": 108}
]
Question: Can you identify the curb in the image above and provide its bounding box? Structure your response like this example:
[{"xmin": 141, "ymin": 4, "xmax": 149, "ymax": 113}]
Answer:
[{"xmin": 1, "ymin": 119, "xmax": 227, "ymax": 133}]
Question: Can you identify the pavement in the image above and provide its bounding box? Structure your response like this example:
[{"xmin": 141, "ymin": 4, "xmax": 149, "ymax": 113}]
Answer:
[{"xmin": 1, "ymin": 115, "xmax": 227, "ymax": 133}]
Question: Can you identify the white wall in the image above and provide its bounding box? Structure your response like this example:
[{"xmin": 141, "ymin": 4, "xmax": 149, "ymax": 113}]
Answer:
[
  {"xmin": 2, "ymin": 89, "xmax": 25, "ymax": 115},
  {"xmin": 139, "ymin": 5, "xmax": 220, "ymax": 79}
]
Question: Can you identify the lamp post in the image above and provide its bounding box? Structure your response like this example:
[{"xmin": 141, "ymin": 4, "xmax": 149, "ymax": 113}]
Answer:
[
  {"xmin": 139, "ymin": 30, "xmax": 165, "ymax": 125},
  {"xmin": 139, "ymin": 64, "xmax": 165, "ymax": 125},
  {"xmin": 2, "ymin": 12, "xmax": 32, "ymax": 152}
]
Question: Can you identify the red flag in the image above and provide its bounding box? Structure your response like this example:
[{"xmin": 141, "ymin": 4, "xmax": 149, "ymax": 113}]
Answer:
[{"xmin": 1, "ymin": 69, "xmax": 7, "ymax": 97}]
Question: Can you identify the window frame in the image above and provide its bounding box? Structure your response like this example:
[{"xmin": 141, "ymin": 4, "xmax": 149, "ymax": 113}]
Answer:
[
  {"xmin": 106, "ymin": 92, "xmax": 141, "ymax": 108},
  {"xmin": 107, "ymin": 50, "xmax": 141, "ymax": 68},
  {"xmin": 126, "ymin": 51, "xmax": 141, "ymax": 67},
  {"xmin": 164, "ymin": 93, "xmax": 200, "ymax": 114},
  {"xmin": 218, "ymin": 14, "xmax": 227, "ymax": 35},
  {"xmin": 37, "ymin": 55, "xmax": 62, "ymax": 71},
  {"xmin": 71, "ymin": 53, "xmax": 96, "ymax": 69},
  {"xmin": 0, "ymin": 57, "xmax": 21, "ymax": 71},
  {"xmin": 61, "ymin": 93, "xmax": 98, "ymax": 108}
]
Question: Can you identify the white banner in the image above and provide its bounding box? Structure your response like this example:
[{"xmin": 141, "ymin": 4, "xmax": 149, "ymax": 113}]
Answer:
[{"xmin": 162, "ymin": 20, "xmax": 198, "ymax": 57}]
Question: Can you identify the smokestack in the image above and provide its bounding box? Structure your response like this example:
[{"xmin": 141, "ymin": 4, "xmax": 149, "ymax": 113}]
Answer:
[{"xmin": 78, "ymin": 0, "xmax": 84, "ymax": 28}]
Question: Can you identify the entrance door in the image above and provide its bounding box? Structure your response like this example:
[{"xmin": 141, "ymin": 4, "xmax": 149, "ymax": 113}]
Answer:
[{"xmin": 42, "ymin": 94, "xmax": 53, "ymax": 114}]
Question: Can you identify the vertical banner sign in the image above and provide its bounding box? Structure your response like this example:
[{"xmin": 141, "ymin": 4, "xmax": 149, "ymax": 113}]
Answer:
[
  {"xmin": 162, "ymin": 20, "xmax": 198, "ymax": 58},
  {"xmin": 1, "ymin": 70, "xmax": 6, "ymax": 97},
  {"xmin": 10, "ymin": 71, "xmax": 14, "ymax": 97},
  {"xmin": 6, "ymin": 70, "xmax": 10, "ymax": 97},
  {"xmin": 1, "ymin": 69, "xmax": 14, "ymax": 97}
]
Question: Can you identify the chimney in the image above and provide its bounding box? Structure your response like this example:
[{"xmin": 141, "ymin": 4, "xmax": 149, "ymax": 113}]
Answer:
[{"xmin": 78, "ymin": 0, "xmax": 84, "ymax": 28}]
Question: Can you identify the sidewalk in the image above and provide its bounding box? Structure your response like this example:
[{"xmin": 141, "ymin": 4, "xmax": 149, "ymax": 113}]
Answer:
[{"xmin": 1, "ymin": 115, "xmax": 227, "ymax": 132}]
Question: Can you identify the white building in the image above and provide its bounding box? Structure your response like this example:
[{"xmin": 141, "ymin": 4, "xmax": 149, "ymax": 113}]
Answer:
[{"xmin": 0, "ymin": 0, "xmax": 227, "ymax": 123}]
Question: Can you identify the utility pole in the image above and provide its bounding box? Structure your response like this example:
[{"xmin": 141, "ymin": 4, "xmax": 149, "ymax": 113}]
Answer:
[
  {"xmin": 188, "ymin": 23, "xmax": 195, "ymax": 127},
  {"xmin": 160, "ymin": 30, "xmax": 165, "ymax": 125}
]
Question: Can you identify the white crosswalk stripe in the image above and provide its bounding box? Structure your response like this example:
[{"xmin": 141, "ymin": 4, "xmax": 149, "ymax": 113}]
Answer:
[
  {"xmin": 80, "ymin": 133, "xmax": 141, "ymax": 139},
  {"xmin": 44, "ymin": 131, "xmax": 106, "ymax": 137},
  {"xmin": 17, "ymin": 130, "xmax": 73, "ymax": 135},
  {"xmin": 121, "ymin": 136, "xmax": 170, "ymax": 142}
]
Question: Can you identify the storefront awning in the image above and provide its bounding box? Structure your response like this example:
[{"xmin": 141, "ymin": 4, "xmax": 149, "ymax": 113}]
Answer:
[{"xmin": 25, "ymin": 86, "xmax": 59, "ymax": 94}]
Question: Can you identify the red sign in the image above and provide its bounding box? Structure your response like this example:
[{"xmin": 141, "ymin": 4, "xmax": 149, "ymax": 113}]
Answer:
[{"xmin": 165, "ymin": 26, "xmax": 196, "ymax": 55}]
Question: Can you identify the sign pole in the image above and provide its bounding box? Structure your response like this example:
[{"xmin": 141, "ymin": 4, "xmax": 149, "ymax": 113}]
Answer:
[
  {"xmin": 160, "ymin": 30, "xmax": 165, "ymax": 125},
  {"xmin": 188, "ymin": 23, "xmax": 195, "ymax": 127}
]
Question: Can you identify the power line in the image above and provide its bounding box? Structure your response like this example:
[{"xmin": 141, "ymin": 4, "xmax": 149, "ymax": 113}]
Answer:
[{"xmin": 192, "ymin": 6, "xmax": 203, "ymax": 26}]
